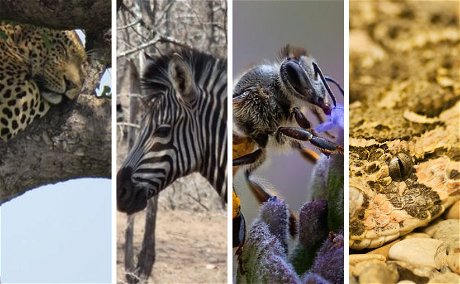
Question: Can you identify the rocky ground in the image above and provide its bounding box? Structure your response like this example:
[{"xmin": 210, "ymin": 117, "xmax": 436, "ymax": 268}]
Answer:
[{"xmin": 350, "ymin": 202, "xmax": 460, "ymax": 283}]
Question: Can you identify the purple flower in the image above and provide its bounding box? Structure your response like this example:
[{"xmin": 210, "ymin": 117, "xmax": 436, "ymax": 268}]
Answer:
[{"xmin": 315, "ymin": 104, "xmax": 344, "ymax": 133}]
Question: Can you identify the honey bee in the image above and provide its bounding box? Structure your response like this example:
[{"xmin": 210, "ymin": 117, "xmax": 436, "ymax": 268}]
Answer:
[
  {"xmin": 232, "ymin": 45, "xmax": 343, "ymax": 249},
  {"xmin": 233, "ymin": 45, "xmax": 343, "ymax": 172}
]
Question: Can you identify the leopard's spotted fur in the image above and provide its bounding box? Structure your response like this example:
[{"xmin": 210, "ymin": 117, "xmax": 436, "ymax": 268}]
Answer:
[{"xmin": 0, "ymin": 21, "xmax": 86, "ymax": 141}]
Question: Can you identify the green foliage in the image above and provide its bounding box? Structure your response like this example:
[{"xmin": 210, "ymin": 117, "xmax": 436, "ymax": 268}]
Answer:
[
  {"xmin": 0, "ymin": 30, "xmax": 8, "ymax": 40},
  {"xmin": 327, "ymin": 155, "xmax": 344, "ymax": 232},
  {"xmin": 99, "ymin": 85, "xmax": 112, "ymax": 97},
  {"xmin": 40, "ymin": 29, "xmax": 52, "ymax": 50}
]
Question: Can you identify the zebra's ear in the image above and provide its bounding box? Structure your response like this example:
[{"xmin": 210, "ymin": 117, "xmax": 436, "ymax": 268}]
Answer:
[
  {"xmin": 168, "ymin": 53, "xmax": 196, "ymax": 105},
  {"xmin": 143, "ymin": 52, "xmax": 155, "ymax": 62}
]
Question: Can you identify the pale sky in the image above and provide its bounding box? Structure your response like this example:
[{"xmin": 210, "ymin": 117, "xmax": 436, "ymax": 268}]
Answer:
[{"xmin": 0, "ymin": 178, "xmax": 112, "ymax": 283}]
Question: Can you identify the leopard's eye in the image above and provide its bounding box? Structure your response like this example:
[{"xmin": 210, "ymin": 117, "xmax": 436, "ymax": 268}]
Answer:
[{"xmin": 388, "ymin": 153, "xmax": 413, "ymax": 181}]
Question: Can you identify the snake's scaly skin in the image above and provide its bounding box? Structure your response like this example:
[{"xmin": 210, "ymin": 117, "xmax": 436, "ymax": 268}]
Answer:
[{"xmin": 349, "ymin": 1, "xmax": 460, "ymax": 249}]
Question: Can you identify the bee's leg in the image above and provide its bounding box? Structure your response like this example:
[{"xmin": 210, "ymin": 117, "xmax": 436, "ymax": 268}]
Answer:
[
  {"xmin": 244, "ymin": 170, "xmax": 272, "ymax": 204},
  {"xmin": 233, "ymin": 148, "xmax": 263, "ymax": 166},
  {"xmin": 290, "ymin": 109, "xmax": 333, "ymax": 160},
  {"xmin": 292, "ymin": 142, "xmax": 320, "ymax": 163},
  {"xmin": 292, "ymin": 98, "xmax": 339, "ymax": 140},
  {"xmin": 233, "ymin": 134, "xmax": 268, "ymax": 169},
  {"xmin": 292, "ymin": 107, "xmax": 336, "ymax": 139},
  {"xmin": 244, "ymin": 170, "xmax": 298, "ymax": 238},
  {"xmin": 233, "ymin": 191, "xmax": 246, "ymax": 248},
  {"xmin": 292, "ymin": 107, "xmax": 311, "ymax": 129},
  {"xmin": 279, "ymin": 126, "xmax": 343, "ymax": 154}
]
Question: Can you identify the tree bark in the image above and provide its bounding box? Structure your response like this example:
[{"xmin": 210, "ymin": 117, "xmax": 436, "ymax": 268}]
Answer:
[
  {"xmin": 0, "ymin": 0, "xmax": 110, "ymax": 33},
  {"xmin": 0, "ymin": 93, "xmax": 111, "ymax": 204}
]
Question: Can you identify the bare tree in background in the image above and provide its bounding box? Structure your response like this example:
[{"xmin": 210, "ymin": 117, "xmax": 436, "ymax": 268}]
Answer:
[{"xmin": 117, "ymin": 1, "xmax": 227, "ymax": 282}]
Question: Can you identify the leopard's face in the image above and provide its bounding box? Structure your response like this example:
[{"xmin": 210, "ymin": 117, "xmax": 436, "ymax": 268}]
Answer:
[
  {"xmin": 0, "ymin": 22, "xmax": 86, "ymax": 141},
  {"xmin": 40, "ymin": 30, "xmax": 87, "ymax": 101}
]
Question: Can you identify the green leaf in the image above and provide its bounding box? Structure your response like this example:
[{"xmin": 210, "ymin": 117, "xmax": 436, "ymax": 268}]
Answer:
[
  {"xmin": 100, "ymin": 85, "xmax": 112, "ymax": 97},
  {"xmin": 0, "ymin": 30, "xmax": 8, "ymax": 41},
  {"xmin": 40, "ymin": 29, "xmax": 52, "ymax": 50}
]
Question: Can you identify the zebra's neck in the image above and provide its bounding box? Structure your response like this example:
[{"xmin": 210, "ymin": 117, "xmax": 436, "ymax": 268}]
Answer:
[{"xmin": 196, "ymin": 59, "xmax": 227, "ymax": 202}]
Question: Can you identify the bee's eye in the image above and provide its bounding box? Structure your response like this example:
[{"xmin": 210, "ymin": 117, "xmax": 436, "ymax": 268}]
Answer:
[
  {"xmin": 388, "ymin": 153, "xmax": 413, "ymax": 181},
  {"xmin": 155, "ymin": 125, "xmax": 171, "ymax": 137}
]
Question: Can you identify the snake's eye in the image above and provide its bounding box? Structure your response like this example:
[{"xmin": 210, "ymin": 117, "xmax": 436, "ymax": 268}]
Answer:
[{"xmin": 388, "ymin": 153, "xmax": 413, "ymax": 181}]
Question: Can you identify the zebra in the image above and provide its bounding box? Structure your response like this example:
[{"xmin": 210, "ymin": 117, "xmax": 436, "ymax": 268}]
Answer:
[{"xmin": 117, "ymin": 48, "xmax": 227, "ymax": 214}]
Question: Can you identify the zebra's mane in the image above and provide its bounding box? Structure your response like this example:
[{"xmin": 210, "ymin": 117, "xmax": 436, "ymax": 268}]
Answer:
[{"xmin": 141, "ymin": 47, "xmax": 226, "ymax": 103}]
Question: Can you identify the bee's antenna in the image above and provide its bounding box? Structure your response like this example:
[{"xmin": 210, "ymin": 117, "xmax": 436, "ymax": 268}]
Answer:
[
  {"xmin": 312, "ymin": 62, "xmax": 337, "ymax": 107},
  {"xmin": 325, "ymin": 76, "xmax": 344, "ymax": 96}
]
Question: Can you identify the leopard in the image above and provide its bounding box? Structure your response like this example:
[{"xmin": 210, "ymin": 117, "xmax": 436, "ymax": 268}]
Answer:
[{"xmin": 0, "ymin": 21, "xmax": 86, "ymax": 142}]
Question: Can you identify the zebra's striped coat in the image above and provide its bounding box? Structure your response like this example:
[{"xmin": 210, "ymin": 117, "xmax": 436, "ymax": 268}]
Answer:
[{"xmin": 117, "ymin": 48, "xmax": 227, "ymax": 214}]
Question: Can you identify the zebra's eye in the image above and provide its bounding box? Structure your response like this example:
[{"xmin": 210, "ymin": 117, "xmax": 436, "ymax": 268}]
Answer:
[
  {"xmin": 155, "ymin": 125, "xmax": 170, "ymax": 137},
  {"xmin": 388, "ymin": 153, "xmax": 413, "ymax": 181}
]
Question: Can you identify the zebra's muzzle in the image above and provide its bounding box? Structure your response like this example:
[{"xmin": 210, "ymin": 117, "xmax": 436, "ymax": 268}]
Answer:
[{"xmin": 117, "ymin": 167, "xmax": 148, "ymax": 215}]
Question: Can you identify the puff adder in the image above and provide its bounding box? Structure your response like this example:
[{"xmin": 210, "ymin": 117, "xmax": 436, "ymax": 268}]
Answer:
[{"xmin": 349, "ymin": 1, "xmax": 460, "ymax": 249}]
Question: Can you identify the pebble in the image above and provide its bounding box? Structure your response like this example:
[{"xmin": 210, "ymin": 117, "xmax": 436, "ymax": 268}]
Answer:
[
  {"xmin": 424, "ymin": 219, "xmax": 460, "ymax": 244},
  {"xmin": 446, "ymin": 200, "xmax": 460, "ymax": 219},
  {"xmin": 447, "ymin": 244, "xmax": 460, "ymax": 274},
  {"xmin": 368, "ymin": 239, "xmax": 400, "ymax": 259},
  {"xmin": 428, "ymin": 272, "xmax": 460, "ymax": 283},
  {"xmin": 403, "ymin": 233, "xmax": 431, "ymax": 239},
  {"xmin": 357, "ymin": 261, "xmax": 398, "ymax": 284},
  {"xmin": 388, "ymin": 260, "xmax": 434, "ymax": 280},
  {"xmin": 350, "ymin": 254, "xmax": 386, "ymax": 266},
  {"xmin": 349, "ymin": 274, "xmax": 359, "ymax": 284},
  {"xmin": 388, "ymin": 238, "xmax": 448, "ymax": 269}
]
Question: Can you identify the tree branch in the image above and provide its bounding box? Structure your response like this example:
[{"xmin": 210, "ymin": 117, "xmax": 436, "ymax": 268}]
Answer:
[
  {"xmin": 0, "ymin": 93, "xmax": 111, "ymax": 204},
  {"xmin": 0, "ymin": 0, "xmax": 110, "ymax": 32},
  {"xmin": 117, "ymin": 34, "xmax": 190, "ymax": 58}
]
